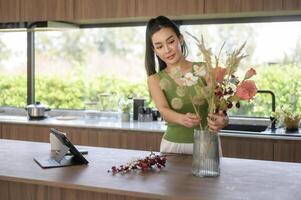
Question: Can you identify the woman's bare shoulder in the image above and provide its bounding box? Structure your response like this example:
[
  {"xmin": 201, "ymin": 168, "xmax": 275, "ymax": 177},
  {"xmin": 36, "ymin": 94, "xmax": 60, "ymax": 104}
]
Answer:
[{"xmin": 147, "ymin": 73, "xmax": 160, "ymax": 83}]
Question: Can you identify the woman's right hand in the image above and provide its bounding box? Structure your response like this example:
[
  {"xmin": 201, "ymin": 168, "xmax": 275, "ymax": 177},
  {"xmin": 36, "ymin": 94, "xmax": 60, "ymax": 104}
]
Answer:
[{"xmin": 180, "ymin": 113, "xmax": 201, "ymax": 128}]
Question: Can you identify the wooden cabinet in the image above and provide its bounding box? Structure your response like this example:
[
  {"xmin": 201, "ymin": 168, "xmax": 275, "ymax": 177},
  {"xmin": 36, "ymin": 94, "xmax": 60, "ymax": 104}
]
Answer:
[
  {"xmin": 0, "ymin": 0, "xmax": 20, "ymax": 22},
  {"xmin": 0, "ymin": 0, "xmax": 74, "ymax": 23},
  {"xmin": 0, "ymin": 123, "xmax": 162, "ymax": 151},
  {"xmin": 220, "ymin": 136, "xmax": 274, "ymax": 161},
  {"xmin": 74, "ymin": 0, "xmax": 204, "ymax": 21},
  {"xmin": 274, "ymin": 140, "xmax": 301, "ymax": 162},
  {"xmin": 20, "ymin": 0, "xmax": 74, "ymax": 22},
  {"xmin": 135, "ymin": 0, "xmax": 204, "ymax": 18},
  {"xmin": 221, "ymin": 136, "xmax": 301, "ymax": 163},
  {"xmin": 283, "ymin": 0, "xmax": 301, "ymax": 10},
  {"xmin": 0, "ymin": 0, "xmax": 301, "ymax": 23},
  {"xmin": 2, "ymin": 122, "xmax": 301, "ymax": 162},
  {"xmin": 74, "ymin": 0, "xmax": 136, "ymax": 21},
  {"xmin": 204, "ymin": 0, "xmax": 241, "ymax": 14}
]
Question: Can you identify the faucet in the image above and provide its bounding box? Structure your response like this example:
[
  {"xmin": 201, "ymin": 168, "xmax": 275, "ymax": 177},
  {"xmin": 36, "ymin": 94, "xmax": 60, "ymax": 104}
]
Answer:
[{"xmin": 257, "ymin": 90, "xmax": 276, "ymax": 132}]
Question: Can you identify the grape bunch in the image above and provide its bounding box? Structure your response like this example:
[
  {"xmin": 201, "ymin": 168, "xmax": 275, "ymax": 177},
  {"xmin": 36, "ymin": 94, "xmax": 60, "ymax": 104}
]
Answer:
[{"xmin": 108, "ymin": 152, "xmax": 167, "ymax": 174}]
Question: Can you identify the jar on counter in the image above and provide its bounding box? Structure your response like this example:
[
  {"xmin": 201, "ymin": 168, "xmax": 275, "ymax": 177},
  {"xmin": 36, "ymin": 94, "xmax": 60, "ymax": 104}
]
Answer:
[{"xmin": 84, "ymin": 102, "xmax": 99, "ymax": 120}]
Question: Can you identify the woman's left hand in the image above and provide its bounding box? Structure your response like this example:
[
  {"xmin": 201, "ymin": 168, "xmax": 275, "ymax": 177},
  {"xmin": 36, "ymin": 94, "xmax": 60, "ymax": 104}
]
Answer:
[{"xmin": 207, "ymin": 110, "xmax": 229, "ymax": 134}]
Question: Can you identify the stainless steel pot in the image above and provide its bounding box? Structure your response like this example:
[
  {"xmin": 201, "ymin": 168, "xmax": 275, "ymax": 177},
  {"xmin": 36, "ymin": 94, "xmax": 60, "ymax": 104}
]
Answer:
[{"xmin": 25, "ymin": 102, "xmax": 51, "ymax": 118}]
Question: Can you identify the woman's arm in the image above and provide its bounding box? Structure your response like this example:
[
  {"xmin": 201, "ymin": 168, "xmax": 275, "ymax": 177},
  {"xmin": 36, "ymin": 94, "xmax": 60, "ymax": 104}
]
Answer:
[{"xmin": 147, "ymin": 74, "xmax": 200, "ymax": 128}]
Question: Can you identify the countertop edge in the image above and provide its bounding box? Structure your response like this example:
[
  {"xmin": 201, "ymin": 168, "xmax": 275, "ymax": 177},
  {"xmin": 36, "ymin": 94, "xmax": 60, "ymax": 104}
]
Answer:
[{"xmin": 0, "ymin": 117, "xmax": 300, "ymax": 140}]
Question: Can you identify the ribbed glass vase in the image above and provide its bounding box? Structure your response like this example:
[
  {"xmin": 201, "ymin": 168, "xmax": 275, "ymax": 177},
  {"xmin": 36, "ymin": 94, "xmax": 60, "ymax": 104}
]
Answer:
[{"xmin": 192, "ymin": 129, "xmax": 220, "ymax": 177}]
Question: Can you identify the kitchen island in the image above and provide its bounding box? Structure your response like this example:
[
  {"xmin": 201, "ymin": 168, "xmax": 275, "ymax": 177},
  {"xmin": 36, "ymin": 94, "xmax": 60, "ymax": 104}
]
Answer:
[
  {"xmin": 0, "ymin": 139, "xmax": 301, "ymax": 200},
  {"xmin": 0, "ymin": 115, "xmax": 301, "ymax": 163}
]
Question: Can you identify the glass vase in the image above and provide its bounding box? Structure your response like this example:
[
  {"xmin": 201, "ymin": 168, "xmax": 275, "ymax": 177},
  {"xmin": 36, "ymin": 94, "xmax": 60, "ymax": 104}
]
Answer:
[{"xmin": 192, "ymin": 128, "xmax": 220, "ymax": 177}]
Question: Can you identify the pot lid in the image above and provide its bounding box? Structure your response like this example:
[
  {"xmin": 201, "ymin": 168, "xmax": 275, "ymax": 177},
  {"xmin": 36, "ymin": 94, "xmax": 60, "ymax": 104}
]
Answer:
[{"xmin": 26, "ymin": 101, "xmax": 49, "ymax": 109}]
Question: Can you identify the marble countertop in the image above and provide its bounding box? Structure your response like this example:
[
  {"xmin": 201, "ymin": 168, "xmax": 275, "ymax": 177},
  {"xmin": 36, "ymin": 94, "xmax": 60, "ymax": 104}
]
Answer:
[
  {"xmin": 0, "ymin": 115, "xmax": 300, "ymax": 140},
  {"xmin": 0, "ymin": 115, "xmax": 166, "ymax": 132}
]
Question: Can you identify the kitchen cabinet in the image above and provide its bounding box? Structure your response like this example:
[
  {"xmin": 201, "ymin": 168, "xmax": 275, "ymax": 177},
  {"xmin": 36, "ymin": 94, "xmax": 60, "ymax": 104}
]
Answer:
[
  {"xmin": 204, "ymin": 0, "xmax": 241, "ymax": 14},
  {"xmin": 263, "ymin": 0, "xmax": 283, "ymax": 11},
  {"xmin": 0, "ymin": 123, "xmax": 162, "ymax": 151},
  {"xmin": 20, "ymin": 0, "xmax": 74, "ymax": 22},
  {"xmin": 2, "ymin": 122, "xmax": 301, "ymax": 162},
  {"xmin": 74, "ymin": 0, "xmax": 136, "ymax": 21},
  {"xmin": 283, "ymin": 0, "xmax": 301, "ymax": 10},
  {"xmin": 135, "ymin": 0, "xmax": 204, "ymax": 18},
  {"xmin": 220, "ymin": 136, "xmax": 274, "ymax": 161},
  {"xmin": 274, "ymin": 140, "xmax": 301, "ymax": 162},
  {"xmin": 0, "ymin": 0, "xmax": 20, "ymax": 23},
  {"xmin": 0, "ymin": 0, "xmax": 300, "ymax": 24},
  {"xmin": 74, "ymin": 0, "xmax": 204, "ymax": 21}
]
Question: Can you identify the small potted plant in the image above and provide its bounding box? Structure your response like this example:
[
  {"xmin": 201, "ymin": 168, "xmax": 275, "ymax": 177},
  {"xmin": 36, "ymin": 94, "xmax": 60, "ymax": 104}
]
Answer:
[
  {"xmin": 272, "ymin": 107, "xmax": 301, "ymax": 131},
  {"xmin": 119, "ymin": 97, "xmax": 132, "ymax": 122}
]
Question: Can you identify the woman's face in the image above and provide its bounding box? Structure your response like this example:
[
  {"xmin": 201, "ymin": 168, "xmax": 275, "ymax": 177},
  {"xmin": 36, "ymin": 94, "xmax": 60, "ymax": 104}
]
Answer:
[{"xmin": 151, "ymin": 27, "xmax": 183, "ymax": 66}]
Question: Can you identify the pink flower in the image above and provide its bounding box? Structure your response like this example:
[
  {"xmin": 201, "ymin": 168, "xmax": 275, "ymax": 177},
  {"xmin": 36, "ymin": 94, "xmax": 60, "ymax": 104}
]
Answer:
[
  {"xmin": 244, "ymin": 68, "xmax": 256, "ymax": 80},
  {"xmin": 236, "ymin": 80, "xmax": 257, "ymax": 100},
  {"xmin": 213, "ymin": 66, "xmax": 226, "ymax": 83}
]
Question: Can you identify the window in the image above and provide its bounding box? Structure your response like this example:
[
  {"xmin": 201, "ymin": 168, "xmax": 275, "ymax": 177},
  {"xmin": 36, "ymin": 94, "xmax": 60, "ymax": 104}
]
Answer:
[
  {"xmin": 35, "ymin": 27, "xmax": 148, "ymax": 110},
  {"xmin": 1, "ymin": 20, "xmax": 301, "ymax": 118},
  {"xmin": 0, "ymin": 32, "xmax": 27, "ymax": 107}
]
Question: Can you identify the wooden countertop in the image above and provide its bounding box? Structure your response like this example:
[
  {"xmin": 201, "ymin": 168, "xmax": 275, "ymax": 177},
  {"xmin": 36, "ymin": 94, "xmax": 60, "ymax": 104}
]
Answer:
[{"xmin": 0, "ymin": 139, "xmax": 301, "ymax": 200}]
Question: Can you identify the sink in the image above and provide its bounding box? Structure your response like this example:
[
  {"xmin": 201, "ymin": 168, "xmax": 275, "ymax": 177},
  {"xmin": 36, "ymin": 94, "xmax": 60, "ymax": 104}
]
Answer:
[{"xmin": 222, "ymin": 124, "xmax": 268, "ymax": 132}]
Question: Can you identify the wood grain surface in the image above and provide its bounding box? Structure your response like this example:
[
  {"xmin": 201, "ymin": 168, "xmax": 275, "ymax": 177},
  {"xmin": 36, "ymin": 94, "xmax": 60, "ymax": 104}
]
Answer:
[{"xmin": 0, "ymin": 139, "xmax": 301, "ymax": 200}]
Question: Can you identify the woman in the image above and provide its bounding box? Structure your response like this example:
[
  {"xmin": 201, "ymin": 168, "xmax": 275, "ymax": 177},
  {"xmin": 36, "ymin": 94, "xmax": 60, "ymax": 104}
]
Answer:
[{"xmin": 145, "ymin": 16, "xmax": 228, "ymax": 154}]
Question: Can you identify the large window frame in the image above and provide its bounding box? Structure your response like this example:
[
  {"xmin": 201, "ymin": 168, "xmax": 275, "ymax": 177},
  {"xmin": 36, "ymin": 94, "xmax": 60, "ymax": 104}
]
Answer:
[{"xmin": 24, "ymin": 15, "xmax": 301, "ymax": 119}]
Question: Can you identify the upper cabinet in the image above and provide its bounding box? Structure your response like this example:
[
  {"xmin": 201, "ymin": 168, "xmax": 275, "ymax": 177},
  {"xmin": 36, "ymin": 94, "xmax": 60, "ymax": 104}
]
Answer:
[
  {"xmin": 0, "ymin": 0, "xmax": 300, "ymax": 23},
  {"xmin": 0, "ymin": 0, "xmax": 20, "ymax": 22},
  {"xmin": 74, "ymin": 0, "xmax": 204, "ymax": 22},
  {"xmin": 0, "ymin": 0, "xmax": 74, "ymax": 23},
  {"xmin": 20, "ymin": 0, "xmax": 74, "ymax": 22},
  {"xmin": 74, "ymin": 0, "xmax": 136, "ymax": 21}
]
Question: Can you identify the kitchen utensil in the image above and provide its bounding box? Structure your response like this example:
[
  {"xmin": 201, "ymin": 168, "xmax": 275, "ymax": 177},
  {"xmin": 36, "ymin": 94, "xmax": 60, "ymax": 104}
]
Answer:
[{"xmin": 25, "ymin": 102, "xmax": 51, "ymax": 118}]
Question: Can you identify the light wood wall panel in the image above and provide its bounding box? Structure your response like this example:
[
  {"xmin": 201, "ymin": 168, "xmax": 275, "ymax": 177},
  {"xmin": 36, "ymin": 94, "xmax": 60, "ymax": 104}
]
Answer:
[
  {"xmin": 20, "ymin": 0, "xmax": 74, "ymax": 22},
  {"xmin": 75, "ymin": 0, "xmax": 204, "ymax": 21},
  {"xmin": 241, "ymin": 0, "xmax": 264, "ymax": 12},
  {"xmin": 0, "ymin": 0, "xmax": 20, "ymax": 22},
  {"xmin": 283, "ymin": 0, "xmax": 301, "ymax": 10},
  {"xmin": 205, "ymin": 0, "xmax": 242, "ymax": 14},
  {"xmin": 263, "ymin": 0, "xmax": 283, "ymax": 11},
  {"xmin": 74, "ymin": 0, "xmax": 136, "ymax": 21}
]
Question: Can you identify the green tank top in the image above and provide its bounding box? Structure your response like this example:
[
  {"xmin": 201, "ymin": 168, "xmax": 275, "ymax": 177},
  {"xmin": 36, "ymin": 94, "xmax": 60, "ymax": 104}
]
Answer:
[{"xmin": 157, "ymin": 63, "xmax": 208, "ymax": 143}]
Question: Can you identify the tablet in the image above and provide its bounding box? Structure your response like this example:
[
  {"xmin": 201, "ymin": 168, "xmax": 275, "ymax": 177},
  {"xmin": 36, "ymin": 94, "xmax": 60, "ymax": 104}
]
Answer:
[{"xmin": 34, "ymin": 128, "xmax": 89, "ymax": 168}]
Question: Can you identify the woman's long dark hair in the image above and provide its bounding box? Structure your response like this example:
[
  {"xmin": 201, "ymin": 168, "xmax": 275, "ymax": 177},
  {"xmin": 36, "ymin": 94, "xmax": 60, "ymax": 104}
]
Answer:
[{"xmin": 145, "ymin": 16, "xmax": 188, "ymax": 76}]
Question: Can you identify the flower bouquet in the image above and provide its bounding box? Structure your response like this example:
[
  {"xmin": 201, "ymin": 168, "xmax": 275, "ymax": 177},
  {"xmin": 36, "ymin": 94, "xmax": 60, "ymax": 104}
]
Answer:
[{"xmin": 180, "ymin": 33, "xmax": 257, "ymax": 177}]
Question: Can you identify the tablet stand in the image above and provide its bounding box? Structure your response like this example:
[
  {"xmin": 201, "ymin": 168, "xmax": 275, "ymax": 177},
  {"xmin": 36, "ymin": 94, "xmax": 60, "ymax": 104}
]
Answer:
[
  {"xmin": 34, "ymin": 128, "xmax": 89, "ymax": 168},
  {"xmin": 54, "ymin": 145, "xmax": 70, "ymax": 163}
]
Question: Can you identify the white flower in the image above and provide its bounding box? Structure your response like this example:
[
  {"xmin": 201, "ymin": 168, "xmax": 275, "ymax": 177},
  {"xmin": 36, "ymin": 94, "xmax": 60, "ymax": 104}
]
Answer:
[
  {"xmin": 181, "ymin": 72, "xmax": 198, "ymax": 86},
  {"xmin": 193, "ymin": 64, "xmax": 206, "ymax": 77}
]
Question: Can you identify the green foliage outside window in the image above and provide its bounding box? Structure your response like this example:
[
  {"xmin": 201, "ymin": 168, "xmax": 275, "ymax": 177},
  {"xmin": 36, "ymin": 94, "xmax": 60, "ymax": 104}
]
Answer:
[
  {"xmin": 0, "ymin": 64, "xmax": 300, "ymax": 118},
  {"xmin": 0, "ymin": 74, "xmax": 150, "ymax": 110}
]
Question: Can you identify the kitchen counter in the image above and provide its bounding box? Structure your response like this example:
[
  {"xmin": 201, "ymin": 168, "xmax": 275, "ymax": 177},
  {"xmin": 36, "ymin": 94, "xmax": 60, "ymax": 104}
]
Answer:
[
  {"xmin": 0, "ymin": 115, "xmax": 300, "ymax": 140},
  {"xmin": 0, "ymin": 115, "xmax": 166, "ymax": 133},
  {"xmin": 1, "ymin": 139, "xmax": 301, "ymax": 200}
]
